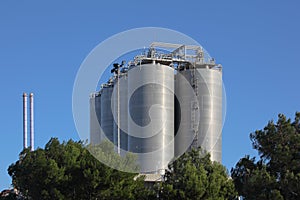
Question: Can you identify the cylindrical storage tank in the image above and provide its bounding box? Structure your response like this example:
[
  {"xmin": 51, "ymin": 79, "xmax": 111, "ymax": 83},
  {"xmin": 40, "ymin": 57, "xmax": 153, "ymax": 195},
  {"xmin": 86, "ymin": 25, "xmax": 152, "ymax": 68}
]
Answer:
[
  {"xmin": 89, "ymin": 93, "xmax": 102, "ymax": 145},
  {"xmin": 128, "ymin": 63, "xmax": 174, "ymax": 173},
  {"xmin": 175, "ymin": 66, "xmax": 222, "ymax": 163},
  {"xmin": 113, "ymin": 73, "xmax": 128, "ymax": 153},
  {"xmin": 197, "ymin": 67, "xmax": 222, "ymax": 162},
  {"xmin": 174, "ymin": 71, "xmax": 197, "ymax": 157},
  {"xmin": 101, "ymin": 85, "xmax": 114, "ymax": 143}
]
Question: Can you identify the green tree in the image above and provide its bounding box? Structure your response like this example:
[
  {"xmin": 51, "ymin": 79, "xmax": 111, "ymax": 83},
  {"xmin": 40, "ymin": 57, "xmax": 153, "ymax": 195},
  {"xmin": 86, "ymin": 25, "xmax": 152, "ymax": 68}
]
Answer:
[
  {"xmin": 231, "ymin": 112, "xmax": 300, "ymax": 200},
  {"xmin": 156, "ymin": 148, "xmax": 237, "ymax": 200},
  {"xmin": 87, "ymin": 140, "xmax": 140, "ymax": 173},
  {"xmin": 0, "ymin": 191, "xmax": 18, "ymax": 200},
  {"xmin": 8, "ymin": 138, "xmax": 151, "ymax": 200}
]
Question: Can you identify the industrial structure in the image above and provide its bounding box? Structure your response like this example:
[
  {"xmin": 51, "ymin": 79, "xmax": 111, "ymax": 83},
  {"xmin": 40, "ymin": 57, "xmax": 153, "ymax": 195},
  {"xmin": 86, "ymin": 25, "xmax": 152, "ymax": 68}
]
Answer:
[
  {"xmin": 90, "ymin": 42, "xmax": 222, "ymax": 173},
  {"xmin": 23, "ymin": 92, "xmax": 34, "ymax": 151}
]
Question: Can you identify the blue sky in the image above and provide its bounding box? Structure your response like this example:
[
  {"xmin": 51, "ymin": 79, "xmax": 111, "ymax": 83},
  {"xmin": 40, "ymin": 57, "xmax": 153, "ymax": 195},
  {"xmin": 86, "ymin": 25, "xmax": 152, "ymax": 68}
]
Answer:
[{"xmin": 1, "ymin": 1, "xmax": 300, "ymax": 190}]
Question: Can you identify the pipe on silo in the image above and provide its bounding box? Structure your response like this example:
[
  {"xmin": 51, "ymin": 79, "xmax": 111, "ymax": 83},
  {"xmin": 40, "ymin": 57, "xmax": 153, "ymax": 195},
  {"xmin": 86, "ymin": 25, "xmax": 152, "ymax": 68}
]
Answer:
[
  {"xmin": 23, "ymin": 93, "xmax": 28, "ymax": 149},
  {"xmin": 30, "ymin": 93, "xmax": 34, "ymax": 151}
]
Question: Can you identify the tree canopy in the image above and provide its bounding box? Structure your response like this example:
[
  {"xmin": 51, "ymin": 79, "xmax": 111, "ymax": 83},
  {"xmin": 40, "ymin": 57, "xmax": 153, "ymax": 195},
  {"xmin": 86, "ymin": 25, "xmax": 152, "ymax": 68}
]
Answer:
[
  {"xmin": 231, "ymin": 112, "xmax": 300, "ymax": 200},
  {"xmin": 8, "ymin": 138, "xmax": 238, "ymax": 199},
  {"xmin": 8, "ymin": 138, "xmax": 151, "ymax": 200},
  {"xmin": 156, "ymin": 148, "xmax": 237, "ymax": 200},
  {"xmin": 10, "ymin": 112, "xmax": 299, "ymax": 199}
]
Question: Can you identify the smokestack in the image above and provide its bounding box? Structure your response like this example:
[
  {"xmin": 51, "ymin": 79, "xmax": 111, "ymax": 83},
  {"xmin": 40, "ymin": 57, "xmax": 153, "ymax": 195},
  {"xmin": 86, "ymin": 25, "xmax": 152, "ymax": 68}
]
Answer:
[
  {"xmin": 29, "ymin": 93, "xmax": 34, "ymax": 151},
  {"xmin": 23, "ymin": 93, "xmax": 28, "ymax": 149}
]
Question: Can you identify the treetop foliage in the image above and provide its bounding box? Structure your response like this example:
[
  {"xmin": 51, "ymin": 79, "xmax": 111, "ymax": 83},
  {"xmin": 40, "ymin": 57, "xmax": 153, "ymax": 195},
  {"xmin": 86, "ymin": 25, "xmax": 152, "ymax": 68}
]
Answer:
[
  {"xmin": 8, "ymin": 138, "xmax": 150, "ymax": 200},
  {"xmin": 7, "ymin": 138, "xmax": 237, "ymax": 199},
  {"xmin": 231, "ymin": 112, "xmax": 300, "ymax": 200},
  {"xmin": 156, "ymin": 147, "xmax": 237, "ymax": 200}
]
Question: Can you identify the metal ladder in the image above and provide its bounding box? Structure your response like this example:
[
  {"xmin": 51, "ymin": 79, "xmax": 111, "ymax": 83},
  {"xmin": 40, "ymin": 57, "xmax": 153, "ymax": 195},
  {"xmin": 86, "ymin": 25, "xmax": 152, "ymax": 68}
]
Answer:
[{"xmin": 191, "ymin": 63, "xmax": 199, "ymax": 149}]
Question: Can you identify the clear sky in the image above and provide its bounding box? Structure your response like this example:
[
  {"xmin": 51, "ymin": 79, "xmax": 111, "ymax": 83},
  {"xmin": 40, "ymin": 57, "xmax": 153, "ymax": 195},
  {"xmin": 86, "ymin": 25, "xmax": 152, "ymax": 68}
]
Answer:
[{"xmin": 1, "ymin": 1, "xmax": 300, "ymax": 190}]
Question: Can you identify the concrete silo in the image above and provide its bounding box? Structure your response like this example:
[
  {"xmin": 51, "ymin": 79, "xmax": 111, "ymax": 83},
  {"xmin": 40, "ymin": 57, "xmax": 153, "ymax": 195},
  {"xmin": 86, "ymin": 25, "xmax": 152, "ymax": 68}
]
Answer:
[
  {"xmin": 175, "ymin": 64, "xmax": 222, "ymax": 162},
  {"xmin": 89, "ymin": 92, "xmax": 102, "ymax": 145},
  {"xmin": 113, "ymin": 72, "xmax": 129, "ymax": 152},
  {"xmin": 89, "ymin": 42, "xmax": 223, "ymax": 173},
  {"xmin": 127, "ymin": 63, "xmax": 174, "ymax": 173},
  {"xmin": 101, "ymin": 83, "xmax": 114, "ymax": 143}
]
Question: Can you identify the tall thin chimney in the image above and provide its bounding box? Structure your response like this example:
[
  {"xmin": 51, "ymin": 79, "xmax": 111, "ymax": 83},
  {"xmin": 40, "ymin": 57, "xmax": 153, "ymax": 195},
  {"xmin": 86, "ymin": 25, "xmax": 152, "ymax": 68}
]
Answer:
[
  {"xmin": 23, "ymin": 93, "xmax": 28, "ymax": 149},
  {"xmin": 30, "ymin": 93, "xmax": 34, "ymax": 151}
]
